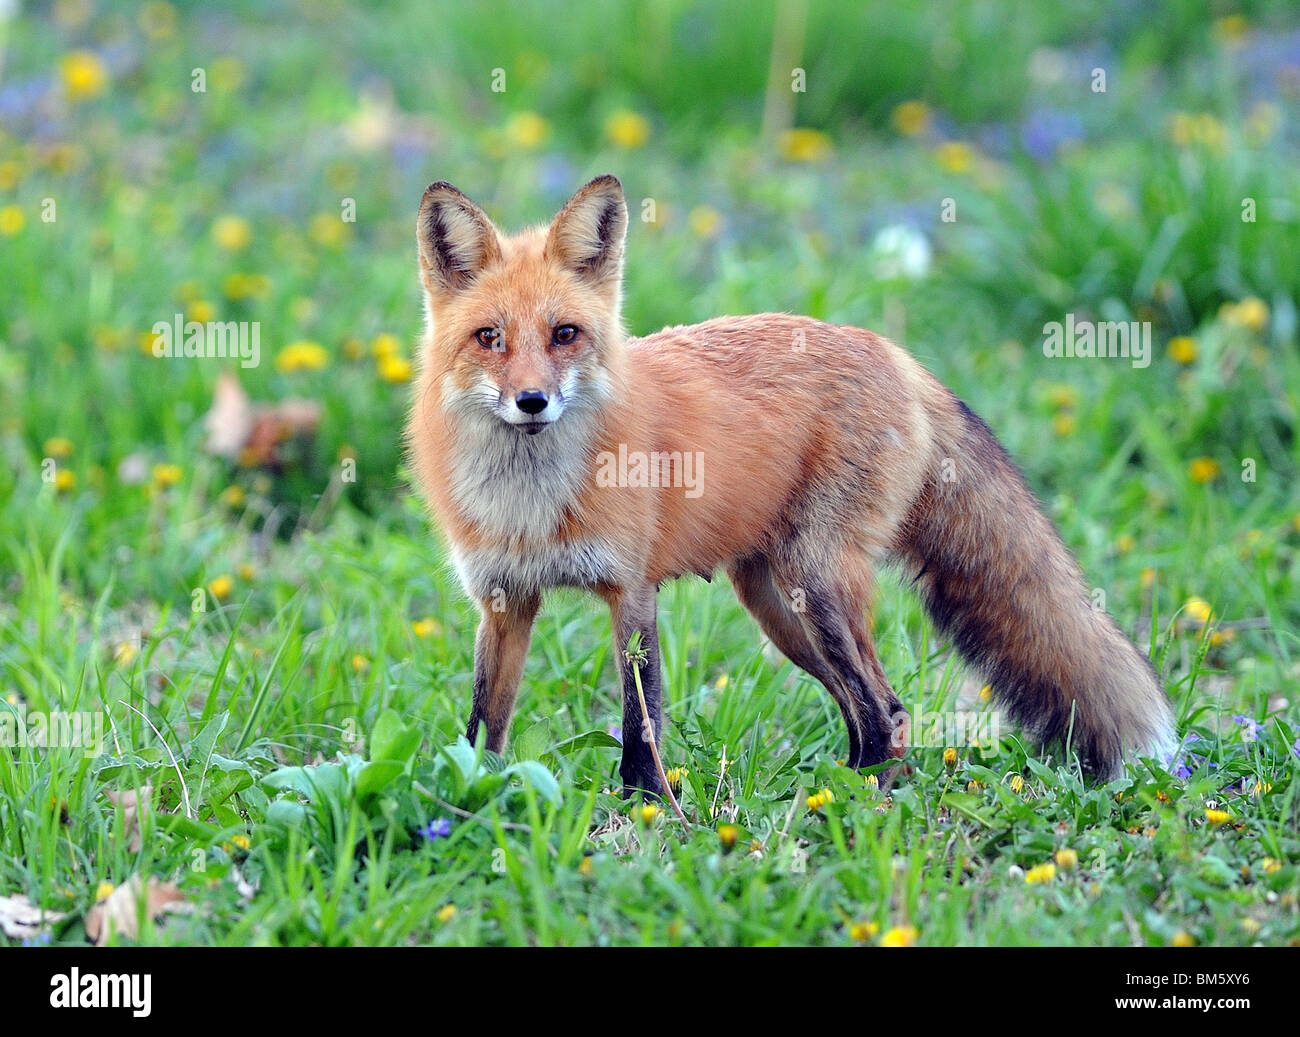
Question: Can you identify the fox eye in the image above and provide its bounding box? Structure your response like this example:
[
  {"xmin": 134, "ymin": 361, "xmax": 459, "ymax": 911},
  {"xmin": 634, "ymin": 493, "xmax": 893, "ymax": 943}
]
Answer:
[
  {"xmin": 475, "ymin": 327, "xmax": 500, "ymax": 349},
  {"xmin": 553, "ymin": 324, "xmax": 579, "ymax": 346}
]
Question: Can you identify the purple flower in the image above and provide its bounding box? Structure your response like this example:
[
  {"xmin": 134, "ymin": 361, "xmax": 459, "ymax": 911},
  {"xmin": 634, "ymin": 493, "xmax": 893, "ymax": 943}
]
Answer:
[
  {"xmin": 607, "ymin": 724, "xmax": 623, "ymax": 745},
  {"xmin": 418, "ymin": 817, "xmax": 452, "ymax": 841},
  {"xmin": 1166, "ymin": 732, "xmax": 1203, "ymax": 780},
  {"xmin": 1292, "ymin": 737, "xmax": 1300, "ymax": 760},
  {"xmin": 1231, "ymin": 715, "xmax": 1262, "ymax": 742}
]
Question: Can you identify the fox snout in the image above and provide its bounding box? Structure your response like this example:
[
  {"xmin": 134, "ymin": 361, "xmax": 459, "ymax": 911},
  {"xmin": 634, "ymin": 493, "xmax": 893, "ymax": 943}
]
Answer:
[{"xmin": 515, "ymin": 389, "xmax": 548, "ymax": 414}]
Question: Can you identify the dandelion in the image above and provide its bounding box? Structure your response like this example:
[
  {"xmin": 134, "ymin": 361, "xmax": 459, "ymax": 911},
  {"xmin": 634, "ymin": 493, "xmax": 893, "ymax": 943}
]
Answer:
[
  {"xmin": 880, "ymin": 925, "xmax": 917, "ymax": 947},
  {"xmin": 370, "ymin": 333, "xmax": 401, "ymax": 359},
  {"xmin": 1115, "ymin": 533, "xmax": 1135, "ymax": 554},
  {"xmin": 61, "ymin": 50, "xmax": 109, "ymax": 101},
  {"xmin": 1170, "ymin": 930, "xmax": 1195, "ymax": 947},
  {"xmin": 504, "ymin": 111, "xmax": 550, "ymax": 150},
  {"xmin": 0, "ymin": 205, "xmax": 25, "ymax": 237},
  {"xmin": 718, "ymin": 824, "xmax": 739, "ymax": 852},
  {"xmin": 864, "ymin": 773, "xmax": 880, "ymax": 791},
  {"xmin": 1187, "ymin": 457, "xmax": 1219, "ymax": 483},
  {"xmin": 43, "ymin": 437, "xmax": 74, "ymax": 459},
  {"xmin": 351, "ymin": 655, "xmax": 369, "ymax": 673},
  {"xmin": 411, "ymin": 617, "xmax": 439, "ymax": 638},
  {"xmin": 94, "ymin": 882, "xmax": 115, "ymax": 902},
  {"xmin": 578, "ymin": 856, "xmax": 593, "ymax": 878},
  {"xmin": 1024, "ymin": 862, "xmax": 1055, "ymax": 884},
  {"xmin": 378, "ymin": 354, "xmax": 413, "ymax": 383},
  {"xmin": 942, "ymin": 747, "xmax": 957, "ymax": 769},
  {"xmin": 275, "ymin": 340, "xmax": 328, "ymax": 373},
  {"xmin": 1262, "ymin": 858, "xmax": 1282, "ymax": 875},
  {"xmin": 777, "ymin": 128, "xmax": 832, "ymax": 162},
  {"xmin": 934, "ymin": 141, "xmax": 974, "ymax": 174},
  {"xmin": 1205, "ymin": 808, "xmax": 1230, "ymax": 825},
  {"xmin": 418, "ymin": 818, "xmax": 452, "ymax": 841},
  {"xmin": 688, "ymin": 205, "xmax": 721, "ymax": 238},
  {"xmin": 152, "ymin": 463, "xmax": 182, "ymax": 488},
  {"xmin": 891, "ymin": 100, "xmax": 929, "ymax": 136},
  {"xmin": 806, "ymin": 788, "xmax": 834, "ymax": 811},
  {"xmin": 637, "ymin": 804, "xmax": 661, "ymax": 824},
  {"xmin": 208, "ymin": 574, "xmax": 233, "ymax": 601},
  {"xmin": 223, "ymin": 834, "xmax": 251, "ymax": 853},
  {"xmin": 1167, "ymin": 336, "xmax": 1197, "ymax": 364},
  {"xmin": 664, "ymin": 767, "xmax": 687, "ymax": 792},
  {"xmin": 966, "ymin": 780, "xmax": 982, "ymax": 792},
  {"xmin": 849, "ymin": 920, "xmax": 880, "ymax": 942},
  {"xmin": 714, "ymin": 674, "xmax": 728, "ymax": 689},
  {"xmin": 187, "ymin": 299, "xmax": 216, "ymax": 324},
  {"xmin": 605, "ymin": 110, "xmax": 651, "ymax": 149},
  {"xmin": 212, "ymin": 216, "xmax": 252, "ymax": 251},
  {"xmin": 1182, "ymin": 596, "xmax": 1213, "ymax": 625},
  {"xmin": 1009, "ymin": 774, "xmax": 1025, "ymax": 794},
  {"xmin": 219, "ymin": 485, "xmax": 246, "ymax": 508},
  {"xmin": 1221, "ymin": 297, "xmax": 1269, "ymax": 332},
  {"xmin": 112, "ymin": 642, "xmax": 137, "ymax": 666},
  {"xmin": 55, "ymin": 469, "xmax": 77, "ymax": 492},
  {"xmin": 1052, "ymin": 412, "xmax": 1077, "ymax": 437},
  {"xmin": 1055, "ymin": 848, "xmax": 1078, "ymax": 871},
  {"xmin": 436, "ymin": 904, "xmax": 457, "ymax": 923}
]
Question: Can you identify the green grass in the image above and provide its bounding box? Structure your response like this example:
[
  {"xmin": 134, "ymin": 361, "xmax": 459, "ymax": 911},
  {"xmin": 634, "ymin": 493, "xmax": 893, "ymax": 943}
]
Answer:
[{"xmin": 1, "ymin": 1, "xmax": 1298, "ymax": 946}]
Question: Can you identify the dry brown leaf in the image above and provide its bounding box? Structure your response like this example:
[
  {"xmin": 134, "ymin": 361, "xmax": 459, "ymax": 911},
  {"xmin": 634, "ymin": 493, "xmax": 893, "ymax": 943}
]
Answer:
[
  {"xmin": 105, "ymin": 785, "xmax": 151, "ymax": 853},
  {"xmin": 202, "ymin": 374, "xmax": 321, "ymax": 468},
  {"xmin": 203, "ymin": 373, "xmax": 255, "ymax": 459},
  {"xmin": 84, "ymin": 875, "xmax": 188, "ymax": 945},
  {"xmin": 0, "ymin": 893, "xmax": 67, "ymax": 940}
]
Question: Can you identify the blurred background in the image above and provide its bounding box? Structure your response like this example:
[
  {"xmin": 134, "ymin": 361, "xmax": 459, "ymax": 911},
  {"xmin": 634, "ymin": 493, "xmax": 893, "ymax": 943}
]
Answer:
[{"xmin": 1, "ymin": 0, "xmax": 1297, "ymax": 629}]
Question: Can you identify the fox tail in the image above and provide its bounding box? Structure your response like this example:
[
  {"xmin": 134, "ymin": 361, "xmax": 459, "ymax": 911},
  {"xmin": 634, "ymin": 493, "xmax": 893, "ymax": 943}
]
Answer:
[{"xmin": 899, "ymin": 394, "xmax": 1176, "ymax": 778}]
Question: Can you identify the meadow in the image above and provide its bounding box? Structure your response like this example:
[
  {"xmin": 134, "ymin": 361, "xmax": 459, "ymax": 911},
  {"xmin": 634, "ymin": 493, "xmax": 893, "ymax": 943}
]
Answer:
[{"xmin": 0, "ymin": 0, "xmax": 1298, "ymax": 947}]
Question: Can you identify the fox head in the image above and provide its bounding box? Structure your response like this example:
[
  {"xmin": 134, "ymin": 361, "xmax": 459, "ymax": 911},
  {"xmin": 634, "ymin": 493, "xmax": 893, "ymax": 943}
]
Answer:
[{"xmin": 415, "ymin": 175, "xmax": 628, "ymax": 435}]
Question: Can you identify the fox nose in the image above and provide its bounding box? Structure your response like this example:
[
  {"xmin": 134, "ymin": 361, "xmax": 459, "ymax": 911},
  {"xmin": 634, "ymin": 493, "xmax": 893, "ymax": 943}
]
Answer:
[{"xmin": 515, "ymin": 390, "xmax": 549, "ymax": 415}]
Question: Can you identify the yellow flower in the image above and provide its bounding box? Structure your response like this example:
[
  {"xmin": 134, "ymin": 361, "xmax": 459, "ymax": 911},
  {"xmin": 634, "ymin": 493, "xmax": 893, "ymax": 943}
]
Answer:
[
  {"xmin": 138, "ymin": 2, "xmax": 178, "ymax": 41},
  {"xmin": 237, "ymin": 562, "xmax": 255, "ymax": 581},
  {"xmin": 1025, "ymin": 862, "xmax": 1056, "ymax": 884},
  {"xmin": 152, "ymin": 462, "xmax": 182, "ymax": 488},
  {"xmin": 275, "ymin": 340, "xmax": 329, "ymax": 373},
  {"xmin": 112, "ymin": 642, "xmax": 137, "ymax": 666},
  {"xmin": 94, "ymin": 881, "xmax": 115, "ymax": 902},
  {"xmin": 187, "ymin": 299, "xmax": 216, "ymax": 324},
  {"xmin": 1043, "ymin": 383, "xmax": 1079, "ymax": 409},
  {"xmin": 934, "ymin": 141, "xmax": 974, "ymax": 174},
  {"xmin": 1208, "ymin": 628, "xmax": 1234, "ymax": 646},
  {"xmin": 1170, "ymin": 930, "xmax": 1195, "ymax": 947},
  {"xmin": 0, "ymin": 160, "xmax": 21, "ymax": 191},
  {"xmin": 1240, "ymin": 917, "xmax": 1261, "ymax": 935},
  {"xmin": 222, "ymin": 272, "xmax": 270, "ymax": 300},
  {"xmin": 504, "ymin": 111, "xmax": 549, "ymax": 150},
  {"xmin": 411, "ymin": 617, "xmax": 439, "ymax": 638},
  {"xmin": 208, "ymin": 574, "xmax": 233, "ymax": 601},
  {"xmin": 43, "ymin": 437, "xmax": 74, "ymax": 459},
  {"xmin": 1187, "ymin": 457, "xmax": 1220, "ymax": 483},
  {"xmin": 1167, "ymin": 336, "xmax": 1197, "ymax": 364},
  {"xmin": 966, "ymin": 779, "xmax": 982, "ymax": 792},
  {"xmin": 225, "ymin": 834, "xmax": 250, "ymax": 852},
  {"xmin": 61, "ymin": 50, "xmax": 108, "ymax": 101},
  {"xmin": 351, "ymin": 654, "xmax": 369, "ymax": 673},
  {"xmin": 891, "ymin": 100, "xmax": 929, "ymax": 136},
  {"xmin": 309, "ymin": 212, "xmax": 348, "ymax": 249},
  {"xmin": 849, "ymin": 920, "xmax": 880, "ymax": 941},
  {"xmin": 1055, "ymin": 848, "xmax": 1078, "ymax": 871},
  {"xmin": 717, "ymin": 824, "xmax": 739, "ymax": 851},
  {"xmin": 664, "ymin": 767, "xmax": 687, "ymax": 791},
  {"xmin": 864, "ymin": 773, "xmax": 879, "ymax": 790},
  {"xmin": 778, "ymin": 128, "xmax": 832, "ymax": 162},
  {"xmin": 436, "ymin": 904, "xmax": 456, "ymax": 923},
  {"xmin": 0, "ymin": 205, "xmax": 25, "ymax": 237},
  {"xmin": 1205, "ymin": 808, "xmax": 1230, "ymax": 824},
  {"xmin": 605, "ymin": 110, "xmax": 651, "ymax": 149},
  {"xmin": 714, "ymin": 674, "xmax": 728, "ymax": 689},
  {"xmin": 219, "ymin": 485, "xmax": 246, "ymax": 508},
  {"xmin": 378, "ymin": 355, "xmax": 413, "ymax": 383},
  {"xmin": 1051, "ymin": 412, "xmax": 1077, "ymax": 437},
  {"xmin": 942, "ymin": 747, "xmax": 957, "ymax": 769},
  {"xmin": 212, "ymin": 215, "xmax": 252, "ymax": 251},
  {"xmin": 880, "ymin": 925, "xmax": 917, "ymax": 947},
  {"xmin": 638, "ymin": 804, "xmax": 661, "ymax": 824},
  {"xmin": 1115, "ymin": 533, "xmax": 1135, "ymax": 554},
  {"xmin": 1226, "ymin": 296, "xmax": 1269, "ymax": 332},
  {"xmin": 1009, "ymin": 775, "xmax": 1025, "ymax": 794},
  {"xmin": 1140, "ymin": 567, "xmax": 1156, "ymax": 589},
  {"xmin": 371, "ymin": 333, "xmax": 401, "ymax": 359},
  {"xmin": 1212, "ymin": 14, "xmax": 1248, "ymax": 43},
  {"xmin": 54, "ymin": 469, "xmax": 76, "ymax": 492},
  {"xmin": 578, "ymin": 856, "xmax": 593, "ymax": 878},
  {"xmin": 688, "ymin": 205, "xmax": 721, "ymax": 238},
  {"xmin": 1182, "ymin": 596, "xmax": 1213, "ymax": 625},
  {"xmin": 1262, "ymin": 857, "xmax": 1282, "ymax": 874},
  {"xmin": 806, "ymin": 788, "xmax": 834, "ymax": 811}
]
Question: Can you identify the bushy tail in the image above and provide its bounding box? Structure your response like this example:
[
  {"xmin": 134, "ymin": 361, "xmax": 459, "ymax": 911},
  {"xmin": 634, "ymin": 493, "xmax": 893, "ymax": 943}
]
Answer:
[{"xmin": 898, "ymin": 395, "xmax": 1175, "ymax": 778}]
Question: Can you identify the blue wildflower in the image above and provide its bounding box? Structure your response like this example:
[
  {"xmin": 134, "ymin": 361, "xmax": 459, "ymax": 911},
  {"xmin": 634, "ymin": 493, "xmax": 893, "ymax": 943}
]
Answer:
[
  {"xmin": 1231, "ymin": 715, "xmax": 1262, "ymax": 742},
  {"xmin": 417, "ymin": 817, "xmax": 452, "ymax": 841}
]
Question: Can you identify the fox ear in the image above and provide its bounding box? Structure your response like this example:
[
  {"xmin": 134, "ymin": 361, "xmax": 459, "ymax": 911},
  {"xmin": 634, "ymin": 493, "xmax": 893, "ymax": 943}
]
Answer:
[
  {"xmin": 416, "ymin": 182, "xmax": 502, "ymax": 295},
  {"xmin": 545, "ymin": 175, "xmax": 627, "ymax": 287}
]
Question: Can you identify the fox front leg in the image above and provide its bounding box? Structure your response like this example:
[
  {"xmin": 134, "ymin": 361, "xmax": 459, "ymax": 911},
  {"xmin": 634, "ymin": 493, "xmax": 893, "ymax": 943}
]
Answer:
[
  {"xmin": 603, "ymin": 583, "xmax": 665, "ymax": 799},
  {"xmin": 466, "ymin": 591, "xmax": 540, "ymax": 753}
]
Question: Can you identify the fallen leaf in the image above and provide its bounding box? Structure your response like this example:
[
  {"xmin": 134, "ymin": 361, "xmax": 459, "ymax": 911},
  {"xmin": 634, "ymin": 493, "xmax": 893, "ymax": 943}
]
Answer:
[
  {"xmin": 0, "ymin": 893, "xmax": 67, "ymax": 940},
  {"xmin": 203, "ymin": 373, "xmax": 255, "ymax": 460},
  {"xmin": 105, "ymin": 785, "xmax": 151, "ymax": 853},
  {"xmin": 84, "ymin": 875, "xmax": 188, "ymax": 945}
]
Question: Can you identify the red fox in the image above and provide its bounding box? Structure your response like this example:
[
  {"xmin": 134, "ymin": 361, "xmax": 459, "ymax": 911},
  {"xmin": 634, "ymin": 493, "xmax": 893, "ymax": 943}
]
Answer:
[{"xmin": 407, "ymin": 175, "xmax": 1176, "ymax": 797}]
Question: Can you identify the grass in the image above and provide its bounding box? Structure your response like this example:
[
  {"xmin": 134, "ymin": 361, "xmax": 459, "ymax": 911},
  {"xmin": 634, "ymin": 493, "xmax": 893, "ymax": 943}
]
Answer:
[{"xmin": 1, "ymin": 1, "xmax": 1298, "ymax": 946}]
